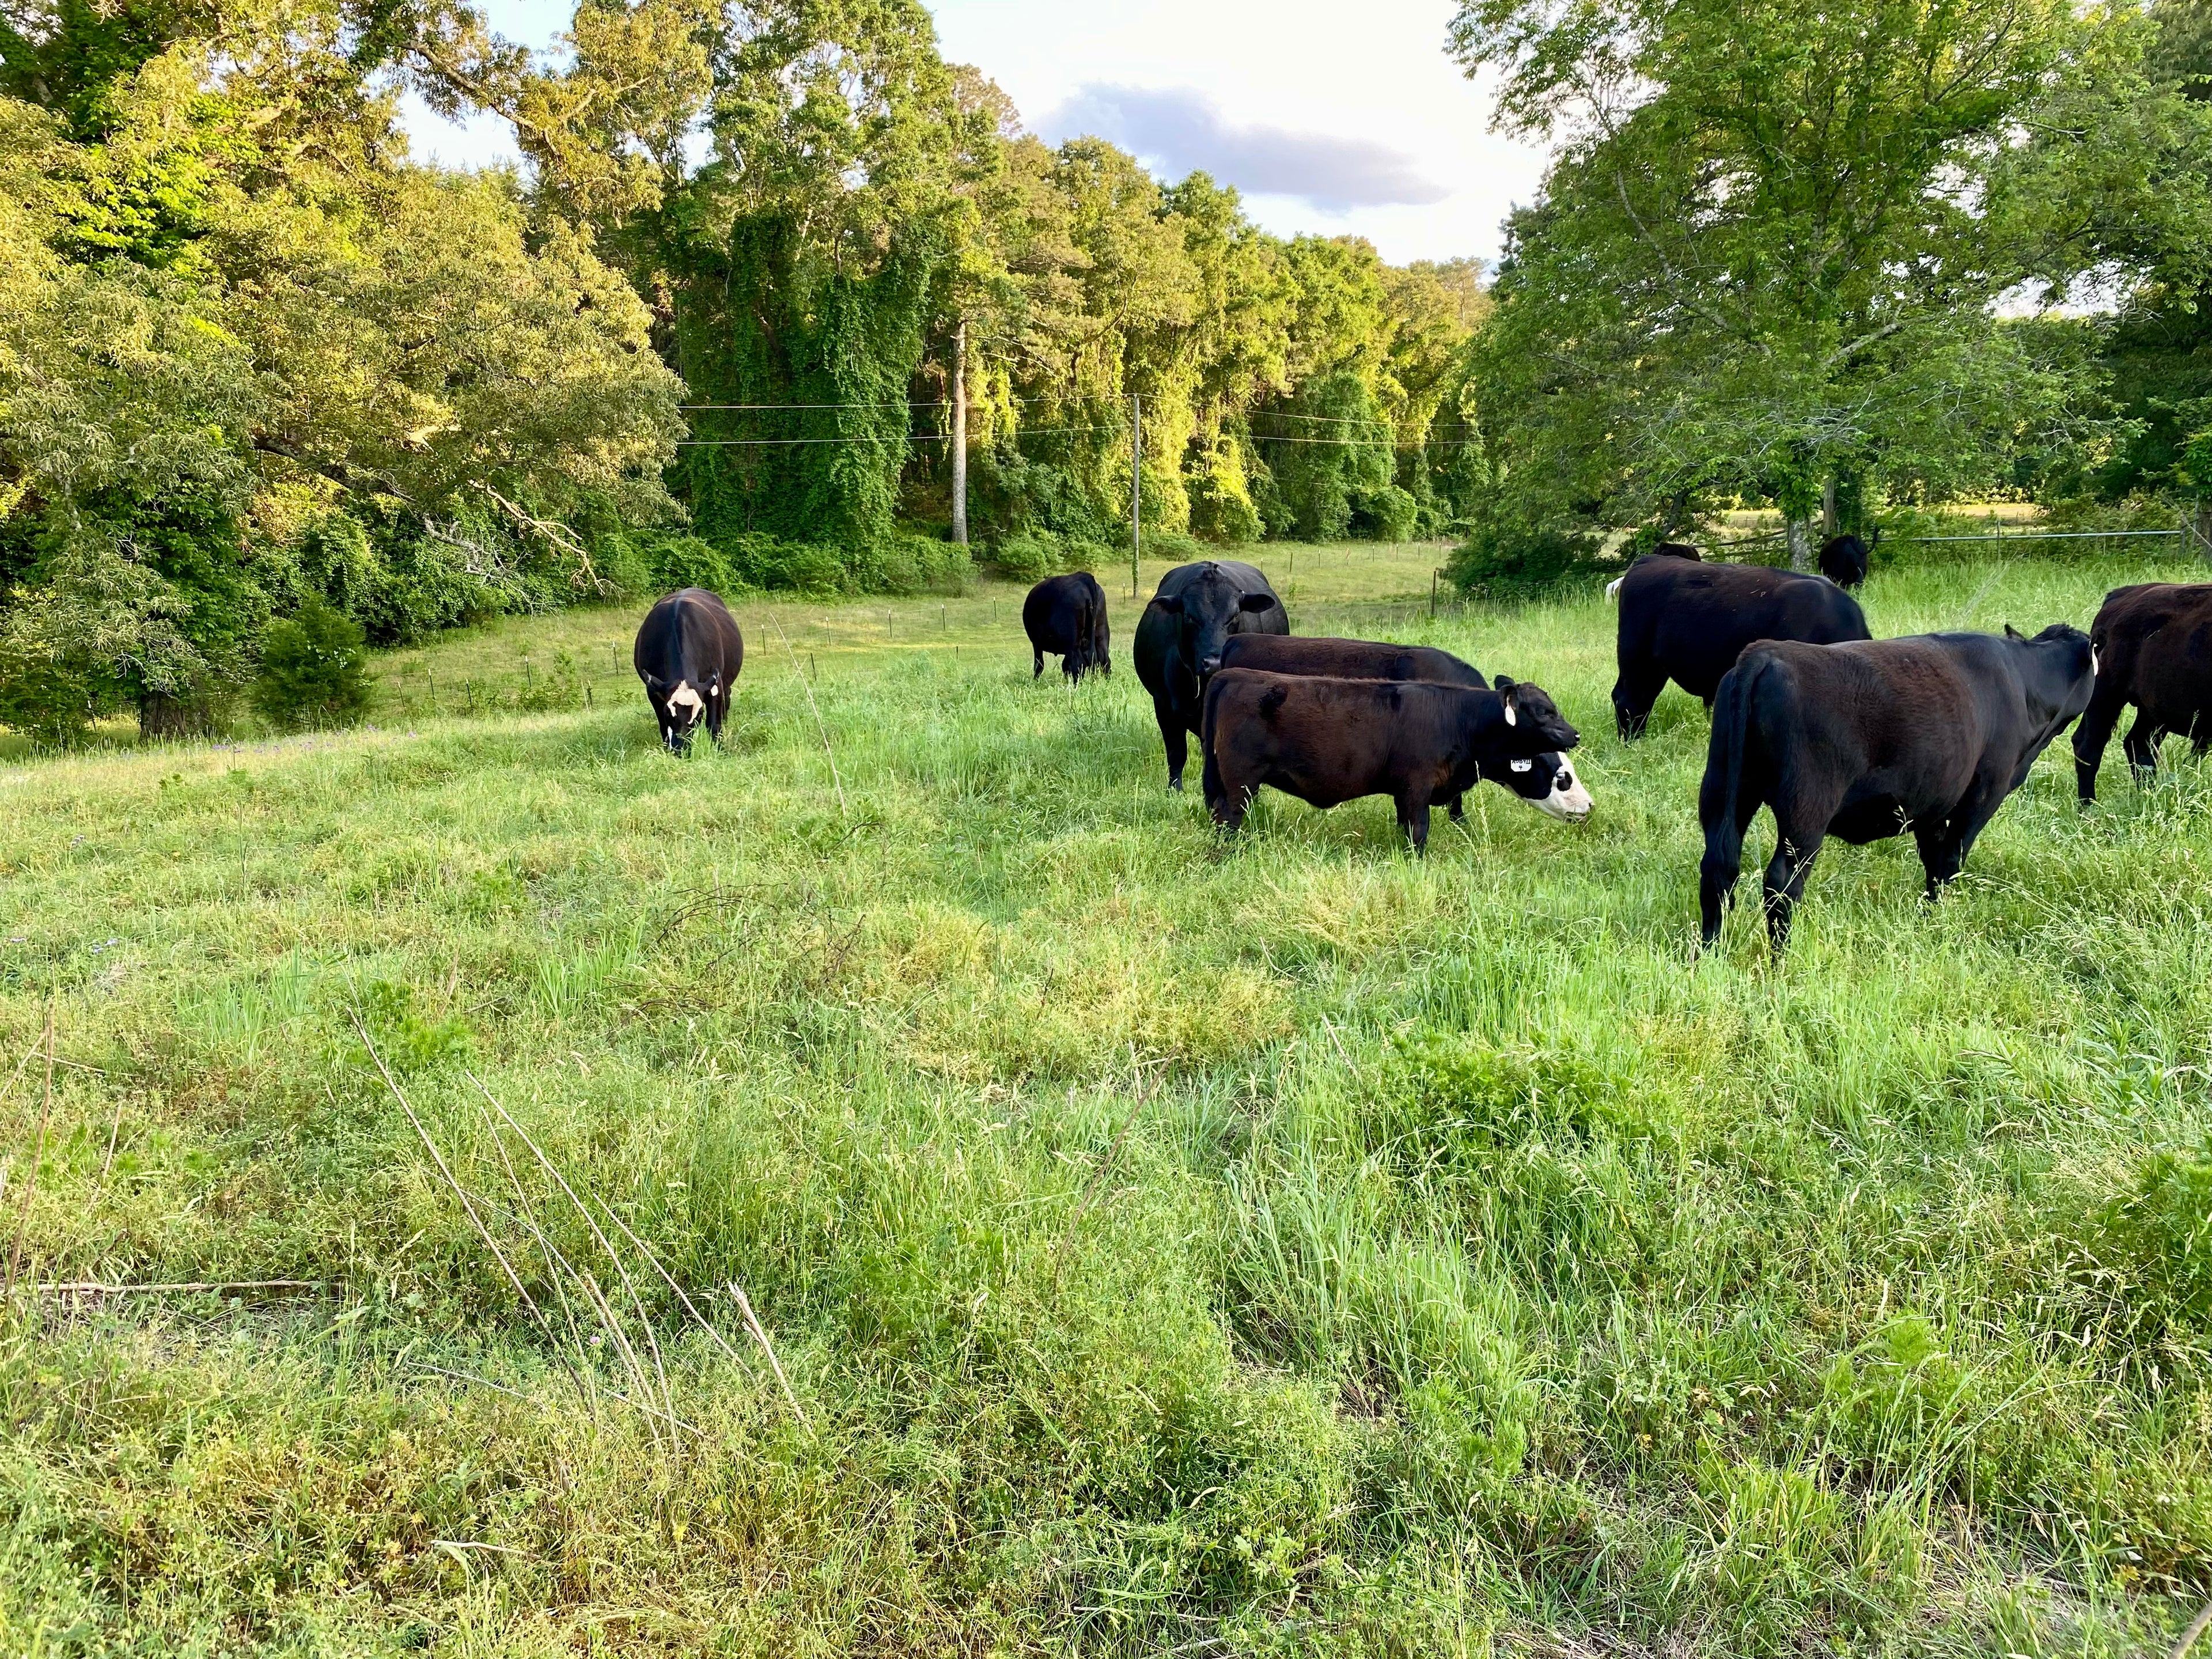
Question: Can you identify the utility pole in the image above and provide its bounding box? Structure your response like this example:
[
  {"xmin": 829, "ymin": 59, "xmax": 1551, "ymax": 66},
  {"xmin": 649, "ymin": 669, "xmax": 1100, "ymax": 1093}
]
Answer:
[
  {"xmin": 950, "ymin": 317, "xmax": 968, "ymax": 548},
  {"xmin": 1130, "ymin": 393, "xmax": 1142, "ymax": 600}
]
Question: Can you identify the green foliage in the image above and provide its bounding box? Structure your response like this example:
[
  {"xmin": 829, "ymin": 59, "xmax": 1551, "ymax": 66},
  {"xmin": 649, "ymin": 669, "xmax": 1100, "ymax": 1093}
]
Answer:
[
  {"xmin": 2088, "ymin": 1139, "xmax": 2212, "ymax": 1332},
  {"xmin": 1447, "ymin": 520, "xmax": 1608, "ymax": 596},
  {"xmin": 0, "ymin": 10, "xmax": 683, "ymax": 735},
  {"xmin": 1448, "ymin": 0, "xmax": 2212, "ymax": 547},
  {"xmin": 251, "ymin": 599, "xmax": 370, "ymax": 731},
  {"xmin": 353, "ymin": 979, "xmax": 472, "ymax": 1073}
]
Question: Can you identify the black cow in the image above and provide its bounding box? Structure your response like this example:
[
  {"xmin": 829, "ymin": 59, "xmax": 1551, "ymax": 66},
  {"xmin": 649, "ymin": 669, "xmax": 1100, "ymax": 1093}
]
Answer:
[
  {"xmin": 2074, "ymin": 582, "xmax": 2212, "ymax": 800},
  {"xmin": 1201, "ymin": 669, "xmax": 1583, "ymax": 853},
  {"xmin": 1819, "ymin": 531, "xmax": 1875, "ymax": 589},
  {"xmin": 1132, "ymin": 559, "xmax": 1288, "ymax": 788},
  {"xmin": 1699, "ymin": 625, "xmax": 2095, "ymax": 949},
  {"xmin": 1613, "ymin": 556, "xmax": 1871, "ymax": 740},
  {"xmin": 1215, "ymin": 632, "xmax": 1588, "ymax": 821},
  {"xmin": 1023, "ymin": 572, "xmax": 1111, "ymax": 683},
  {"xmin": 634, "ymin": 588, "xmax": 744, "ymax": 752},
  {"xmin": 1603, "ymin": 543, "xmax": 1700, "ymax": 601}
]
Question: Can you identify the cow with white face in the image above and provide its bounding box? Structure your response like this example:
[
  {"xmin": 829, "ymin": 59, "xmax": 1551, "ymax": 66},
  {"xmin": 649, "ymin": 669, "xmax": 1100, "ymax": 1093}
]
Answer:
[{"xmin": 634, "ymin": 588, "xmax": 744, "ymax": 752}]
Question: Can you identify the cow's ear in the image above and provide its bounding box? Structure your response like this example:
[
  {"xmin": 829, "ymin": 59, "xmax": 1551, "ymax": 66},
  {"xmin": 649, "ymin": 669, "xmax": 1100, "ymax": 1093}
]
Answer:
[
  {"xmin": 1239, "ymin": 592, "xmax": 1277, "ymax": 613},
  {"xmin": 643, "ymin": 673, "xmax": 667, "ymax": 693},
  {"xmin": 1154, "ymin": 596, "xmax": 1183, "ymax": 615},
  {"xmin": 1493, "ymin": 674, "xmax": 1517, "ymax": 692},
  {"xmin": 2005, "ymin": 623, "xmax": 2024, "ymax": 640}
]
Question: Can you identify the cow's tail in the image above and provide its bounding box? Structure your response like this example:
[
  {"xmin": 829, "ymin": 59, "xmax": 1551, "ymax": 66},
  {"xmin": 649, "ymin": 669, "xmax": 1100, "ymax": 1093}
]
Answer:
[{"xmin": 1700, "ymin": 652, "xmax": 1772, "ymax": 925}]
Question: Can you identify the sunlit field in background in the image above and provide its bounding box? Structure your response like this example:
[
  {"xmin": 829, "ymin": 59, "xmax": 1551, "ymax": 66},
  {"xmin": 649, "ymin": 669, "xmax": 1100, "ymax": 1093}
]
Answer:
[{"xmin": 3, "ymin": 548, "xmax": 2211, "ymax": 1656}]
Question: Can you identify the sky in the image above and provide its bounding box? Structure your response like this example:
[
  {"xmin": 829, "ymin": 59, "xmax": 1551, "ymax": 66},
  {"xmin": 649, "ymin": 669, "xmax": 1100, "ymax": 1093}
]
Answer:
[{"xmin": 399, "ymin": 0, "xmax": 1551, "ymax": 267}]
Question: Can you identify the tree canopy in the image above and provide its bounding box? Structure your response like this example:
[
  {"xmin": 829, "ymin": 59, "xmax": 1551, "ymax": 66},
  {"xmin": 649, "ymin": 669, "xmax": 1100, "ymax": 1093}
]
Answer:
[{"xmin": 1446, "ymin": 0, "xmax": 2212, "ymax": 574}]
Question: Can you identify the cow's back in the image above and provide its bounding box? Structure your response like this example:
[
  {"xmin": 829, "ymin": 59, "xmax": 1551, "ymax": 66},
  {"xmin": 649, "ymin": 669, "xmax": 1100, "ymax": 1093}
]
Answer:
[
  {"xmin": 1630, "ymin": 560, "xmax": 1869, "ymax": 700},
  {"xmin": 1220, "ymin": 634, "xmax": 1483, "ymax": 687}
]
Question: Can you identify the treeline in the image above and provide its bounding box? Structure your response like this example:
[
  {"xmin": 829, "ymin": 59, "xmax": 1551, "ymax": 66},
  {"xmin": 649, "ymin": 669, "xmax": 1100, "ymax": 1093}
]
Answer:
[
  {"xmin": 1442, "ymin": 0, "xmax": 2212, "ymax": 589},
  {"xmin": 0, "ymin": 0, "xmax": 1486, "ymax": 740}
]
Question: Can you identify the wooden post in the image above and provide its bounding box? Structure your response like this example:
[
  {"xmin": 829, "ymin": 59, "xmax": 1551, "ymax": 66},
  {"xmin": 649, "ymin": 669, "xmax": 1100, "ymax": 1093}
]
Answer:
[
  {"xmin": 1130, "ymin": 393, "xmax": 1142, "ymax": 600},
  {"xmin": 951, "ymin": 317, "xmax": 968, "ymax": 547}
]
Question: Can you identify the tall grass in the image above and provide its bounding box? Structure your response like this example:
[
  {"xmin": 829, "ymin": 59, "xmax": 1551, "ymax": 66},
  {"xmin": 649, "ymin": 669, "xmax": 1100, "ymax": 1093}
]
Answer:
[{"xmin": 0, "ymin": 554, "xmax": 2208, "ymax": 1654}]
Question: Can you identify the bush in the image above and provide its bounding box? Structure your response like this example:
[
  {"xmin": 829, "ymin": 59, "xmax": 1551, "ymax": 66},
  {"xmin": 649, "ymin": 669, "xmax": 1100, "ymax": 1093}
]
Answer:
[
  {"xmin": 1447, "ymin": 524, "xmax": 1608, "ymax": 596},
  {"xmin": 1146, "ymin": 529, "xmax": 1205, "ymax": 564},
  {"xmin": 1188, "ymin": 472, "xmax": 1263, "ymax": 545},
  {"xmin": 252, "ymin": 601, "xmax": 373, "ymax": 732},
  {"xmin": 1353, "ymin": 484, "xmax": 1419, "ymax": 544},
  {"xmin": 989, "ymin": 531, "xmax": 1056, "ymax": 582}
]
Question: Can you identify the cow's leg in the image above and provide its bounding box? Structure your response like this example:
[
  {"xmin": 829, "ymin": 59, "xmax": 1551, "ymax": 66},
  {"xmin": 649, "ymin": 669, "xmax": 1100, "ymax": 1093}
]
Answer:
[
  {"xmin": 1699, "ymin": 787, "xmax": 1762, "ymax": 947},
  {"xmin": 2123, "ymin": 713, "xmax": 2163, "ymax": 782},
  {"xmin": 2072, "ymin": 684, "xmax": 2126, "ymax": 802},
  {"xmin": 1760, "ymin": 826, "xmax": 1825, "ymax": 951},
  {"xmin": 1396, "ymin": 790, "xmax": 1434, "ymax": 856},
  {"xmin": 1612, "ymin": 662, "xmax": 1665, "ymax": 741},
  {"xmin": 1033, "ymin": 649, "xmax": 1044, "ymax": 679},
  {"xmin": 1914, "ymin": 823, "xmax": 1967, "ymax": 903},
  {"xmin": 1211, "ymin": 775, "xmax": 1253, "ymax": 834},
  {"xmin": 1155, "ymin": 698, "xmax": 1190, "ymax": 790},
  {"xmin": 1446, "ymin": 791, "xmax": 1466, "ymax": 823}
]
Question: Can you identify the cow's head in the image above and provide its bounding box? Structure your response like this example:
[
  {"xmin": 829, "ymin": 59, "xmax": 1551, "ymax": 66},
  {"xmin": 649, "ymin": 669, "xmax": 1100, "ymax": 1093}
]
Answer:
[
  {"xmin": 643, "ymin": 671, "xmax": 715, "ymax": 752},
  {"xmin": 1484, "ymin": 751, "xmax": 1594, "ymax": 821},
  {"xmin": 1491, "ymin": 676, "xmax": 1581, "ymax": 753},
  {"xmin": 1154, "ymin": 565, "xmax": 1279, "ymax": 680},
  {"xmin": 2003, "ymin": 622, "xmax": 2096, "ymax": 733}
]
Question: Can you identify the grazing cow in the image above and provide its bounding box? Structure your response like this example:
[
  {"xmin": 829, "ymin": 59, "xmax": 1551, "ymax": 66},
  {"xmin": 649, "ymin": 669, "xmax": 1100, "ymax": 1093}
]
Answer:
[
  {"xmin": 634, "ymin": 588, "xmax": 744, "ymax": 752},
  {"xmin": 1133, "ymin": 559, "xmax": 1288, "ymax": 788},
  {"xmin": 1202, "ymin": 669, "xmax": 1584, "ymax": 853},
  {"xmin": 1022, "ymin": 572, "xmax": 1111, "ymax": 683},
  {"xmin": 2074, "ymin": 582, "xmax": 2212, "ymax": 800},
  {"xmin": 1606, "ymin": 542, "xmax": 1700, "ymax": 601},
  {"xmin": 1215, "ymin": 632, "xmax": 1584, "ymax": 822},
  {"xmin": 1699, "ymin": 624, "xmax": 2095, "ymax": 950},
  {"xmin": 1819, "ymin": 531, "xmax": 1874, "ymax": 589},
  {"xmin": 1613, "ymin": 556, "xmax": 1871, "ymax": 739}
]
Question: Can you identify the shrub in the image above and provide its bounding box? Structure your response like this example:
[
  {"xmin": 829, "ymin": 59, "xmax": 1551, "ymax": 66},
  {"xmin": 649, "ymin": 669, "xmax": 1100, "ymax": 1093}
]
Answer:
[
  {"xmin": 1447, "ymin": 523, "xmax": 1608, "ymax": 596},
  {"xmin": 1188, "ymin": 472, "xmax": 1263, "ymax": 545},
  {"xmin": 1146, "ymin": 529, "xmax": 1205, "ymax": 564},
  {"xmin": 987, "ymin": 532, "xmax": 1054, "ymax": 582},
  {"xmin": 1353, "ymin": 484, "xmax": 1419, "ymax": 543},
  {"xmin": 252, "ymin": 601, "xmax": 373, "ymax": 732}
]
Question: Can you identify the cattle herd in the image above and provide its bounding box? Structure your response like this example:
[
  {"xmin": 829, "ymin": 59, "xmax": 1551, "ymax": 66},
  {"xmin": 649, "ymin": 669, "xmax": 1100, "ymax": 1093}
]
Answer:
[{"xmin": 632, "ymin": 546, "xmax": 2212, "ymax": 953}]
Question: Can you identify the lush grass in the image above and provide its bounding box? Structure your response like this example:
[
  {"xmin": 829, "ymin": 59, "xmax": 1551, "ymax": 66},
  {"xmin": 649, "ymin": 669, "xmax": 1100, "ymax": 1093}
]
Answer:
[{"xmin": 3, "ymin": 550, "xmax": 2211, "ymax": 1656}]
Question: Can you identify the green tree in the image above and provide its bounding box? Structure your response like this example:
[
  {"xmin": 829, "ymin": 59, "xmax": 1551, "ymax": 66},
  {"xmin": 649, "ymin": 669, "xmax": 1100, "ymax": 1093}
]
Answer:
[{"xmin": 1448, "ymin": 0, "xmax": 2212, "ymax": 567}]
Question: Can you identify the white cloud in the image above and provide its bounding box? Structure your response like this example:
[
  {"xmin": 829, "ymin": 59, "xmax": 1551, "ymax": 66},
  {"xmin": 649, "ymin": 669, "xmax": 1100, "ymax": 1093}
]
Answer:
[{"xmin": 1047, "ymin": 84, "xmax": 1448, "ymax": 212}]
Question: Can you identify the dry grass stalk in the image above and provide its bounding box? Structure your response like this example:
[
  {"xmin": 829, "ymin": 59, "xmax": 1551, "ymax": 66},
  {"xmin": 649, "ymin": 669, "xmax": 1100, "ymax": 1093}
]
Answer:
[
  {"xmin": 466, "ymin": 1070, "xmax": 679, "ymax": 1431},
  {"xmin": 771, "ymin": 613, "xmax": 848, "ymax": 819},
  {"xmin": 730, "ymin": 1283, "xmax": 808, "ymax": 1427}
]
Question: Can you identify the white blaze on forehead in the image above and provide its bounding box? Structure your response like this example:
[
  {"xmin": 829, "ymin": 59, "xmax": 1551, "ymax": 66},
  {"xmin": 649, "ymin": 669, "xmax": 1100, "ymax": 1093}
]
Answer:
[{"xmin": 665, "ymin": 680, "xmax": 705, "ymax": 723}]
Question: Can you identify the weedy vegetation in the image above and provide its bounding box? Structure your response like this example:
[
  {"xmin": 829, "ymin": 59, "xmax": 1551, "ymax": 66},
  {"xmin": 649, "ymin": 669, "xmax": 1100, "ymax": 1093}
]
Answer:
[{"xmin": 2, "ymin": 550, "xmax": 2210, "ymax": 1656}]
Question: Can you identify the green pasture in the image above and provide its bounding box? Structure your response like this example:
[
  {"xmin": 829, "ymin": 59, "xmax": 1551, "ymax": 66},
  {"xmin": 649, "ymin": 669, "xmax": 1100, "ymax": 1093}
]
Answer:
[{"xmin": 3, "ymin": 551, "xmax": 2211, "ymax": 1656}]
